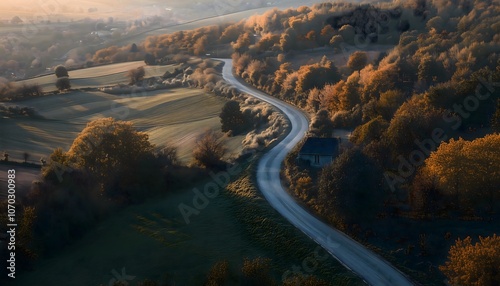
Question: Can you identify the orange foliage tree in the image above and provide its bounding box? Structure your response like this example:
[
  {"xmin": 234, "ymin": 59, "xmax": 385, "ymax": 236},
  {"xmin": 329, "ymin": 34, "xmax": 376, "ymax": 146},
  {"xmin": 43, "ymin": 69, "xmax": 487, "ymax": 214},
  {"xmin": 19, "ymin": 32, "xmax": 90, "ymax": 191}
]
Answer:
[
  {"xmin": 421, "ymin": 134, "xmax": 500, "ymax": 211},
  {"xmin": 440, "ymin": 234, "xmax": 500, "ymax": 286}
]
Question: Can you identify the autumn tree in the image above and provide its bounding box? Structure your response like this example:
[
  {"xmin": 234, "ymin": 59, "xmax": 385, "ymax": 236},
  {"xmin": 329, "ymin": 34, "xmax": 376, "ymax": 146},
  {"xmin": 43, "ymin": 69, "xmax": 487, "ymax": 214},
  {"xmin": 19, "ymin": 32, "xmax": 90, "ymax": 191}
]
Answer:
[
  {"xmin": 310, "ymin": 109, "xmax": 335, "ymax": 137},
  {"xmin": 144, "ymin": 53, "xmax": 156, "ymax": 65},
  {"xmin": 241, "ymin": 257, "xmax": 276, "ymax": 286},
  {"xmin": 319, "ymin": 148, "xmax": 385, "ymax": 227},
  {"xmin": 329, "ymin": 35, "xmax": 344, "ymax": 50},
  {"xmin": 417, "ymin": 55, "xmax": 446, "ymax": 83},
  {"xmin": 347, "ymin": 51, "xmax": 368, "ymax": 71},
  {"xmin": 129, "ymin": 43, "xmax": 139, "ymax": 53},
  {"xmin": 338, "ymin": 72, "xmax": 361, "ymax": 111},
  {"xmin": 232, "ymin": 32, "xmax": 252, "ymax": 54},
  {"xmin": 421, "ymin": 134, "xmax": 500, "ymax": 212},
  {"xmin": 283, "ymin": 275, "xmax": 330, "ymax": 286},
  {"xmin": 409, "ymin": 170, "xmax": 442, "ymax": 217},
  {"xmin": 55, "ymin": 77, "xmax": 71, "ymax": 91},
  {"xmin": 338, "ymin": 25, "xmax": 355, "ymax": 45},
  {"xmin": 220, "ymin": 23, "xmax": 243, "ymax": 43},
  {"xmin": 193, "ymin": 35, "xmax": 208, "ymax": 56},
  {"xmin": 156, "ymin": 143, "xmax": 179, "ymax": 167},
  {"xmin": 384, "ymin": 96, "xmax": 444, "ymax": 161},
  {"xmin": 54, "ymin": 65, "xmax": 69, "ymax": 78},
  {"xmin": 440, "ymin": 234, "xmax": 500, "ymax": 286},
  {"xmin": 295, "ymin": 57, "xmax": 341, "ymax": 95},
  {"xmin": 192, "ymin": 130, "xmax": 227, "ymax": 170},
  {"xmin": 350, "ymin": 116, "xmax": 389, "ymax": 145},
  {"xmin": 127, "ymin": 66, "xmax": 145, "ymax": 85},
  {"xmin": 377, "ymin": 90, "xmax": 406, "ymax": 120},
  {"xmin": 17, "ymin": 206, "xmax": 37, "ymax": 264},
  {"xmin": 319, "ymin": 25, "xmax": 335, "ymax": 46},
  {"xmin": 272, "ymin": 62, "xmax": 293, "ymax": 94},
  {"xmin": 279, "ymin": 28, "xmax": 297, "ymax": 52},
  {"xmin": 220, "ymin": 100, "xmax": 250, "ymax": 135},
  {"xmin": 205, "ymin": 260, "xmax": 230, "ymax": 286},
  {"xmin": 66, "ymin": 118, "xmax": 155, "ymax": 193},
  {"xmin": 492, "ymin": 99, "xmax": 500, "ymax": 133}
]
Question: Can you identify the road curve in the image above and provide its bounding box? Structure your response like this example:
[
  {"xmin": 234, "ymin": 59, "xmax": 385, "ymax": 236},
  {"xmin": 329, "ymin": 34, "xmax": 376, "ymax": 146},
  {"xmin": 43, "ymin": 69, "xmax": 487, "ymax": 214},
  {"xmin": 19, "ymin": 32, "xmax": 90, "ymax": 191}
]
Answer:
[{"xmin": 218, "ymin": 58, "xmax": 414, "ymax": 286}]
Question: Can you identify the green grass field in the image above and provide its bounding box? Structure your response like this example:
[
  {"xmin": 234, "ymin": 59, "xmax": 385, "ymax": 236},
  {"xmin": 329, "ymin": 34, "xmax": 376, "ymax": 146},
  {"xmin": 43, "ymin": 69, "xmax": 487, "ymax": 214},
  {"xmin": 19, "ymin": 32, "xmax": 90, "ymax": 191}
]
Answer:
[
  {"xmin": 13, "ymin": 166, "xmax": 364, "ymax": 286},
  {"xmin": 1, "ymin": 87, "xmax": 244, "ymax": 164},
  {"xmin": 14, "ymin": 185, "xmax": 271, "ymax": 285}
]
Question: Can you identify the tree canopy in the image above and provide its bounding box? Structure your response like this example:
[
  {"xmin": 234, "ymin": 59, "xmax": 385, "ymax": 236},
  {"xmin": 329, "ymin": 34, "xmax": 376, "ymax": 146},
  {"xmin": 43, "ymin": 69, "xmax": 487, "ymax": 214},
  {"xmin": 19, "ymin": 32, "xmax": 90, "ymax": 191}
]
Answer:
[
  {"xmin": 126, "ymin": 66, "xmax": 146, "ymax": 85},
  {"xmin": 66, "ymin": 118, "xmax": 154, "ymax": 189},
  {"xmin": 440, "ymin": 234, "xmax": 500, "ymax": 286},
  {"xmin": 347, "ymin": 51, "xmax": 368, "ymax": 71},
  {"xmin": 319, "ymin": 148, "xmax": 385, "ymax": 227},
  {"xmin": 55, "ymin": 77, "xmax": 71, "ymax": 91},
  {"xmin": 220, "ymin": 100, "xmax": 250, "ymax": 135},
  {"xmin": 421, "ymin": 134, "xmax": 500, "ymax": 211},
  {"xmin": 55, "ymin": 65, "xmax": 69, "ymax": 78},
  {"xmin": 192, "ymin": 130, "xmax": 227, "ymax": 170}
]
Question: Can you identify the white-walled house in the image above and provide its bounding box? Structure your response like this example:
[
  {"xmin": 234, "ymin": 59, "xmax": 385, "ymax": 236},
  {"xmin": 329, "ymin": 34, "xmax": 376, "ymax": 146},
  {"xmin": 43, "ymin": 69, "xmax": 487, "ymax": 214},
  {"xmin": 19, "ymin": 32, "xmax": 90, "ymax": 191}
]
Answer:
[{"xmin": 297, "ymin": 137, "xmax": 340, "ymax": 167}]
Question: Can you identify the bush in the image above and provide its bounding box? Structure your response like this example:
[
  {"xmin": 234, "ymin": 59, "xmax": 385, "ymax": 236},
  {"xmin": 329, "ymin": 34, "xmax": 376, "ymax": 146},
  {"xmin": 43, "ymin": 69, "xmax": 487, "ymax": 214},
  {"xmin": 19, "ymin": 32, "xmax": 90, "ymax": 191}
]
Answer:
[
  {"xmin": 241, "ymin": 257, "xmax": 276, "ymax": 286},
  {"xmin": 318, "ymin": 148, "xmax": 386, "ymax": 227},
  {"xmin": 192, "ymin": 130, "xmax": 226, "ymax": 170},
  {"xmin": 220, "ymin": 100, "xmax": 250, "ymax": 135},
  {"xmin": 309, "ymin": 109, "xmax": 334, "ymax": 137},
  {"xmin": 55, "ymin": 77, "xmax": 71, "ymax": 91},
  {"xmin": 65, "ymin": 118, "xmax": 157, "ymax": 197},
  {"xmin": 54, "ymin": 65, "xmax": 69, "ymax": 78},
  {"xmin": 156, "ymin": 143, "xmax": 179, "ymax": 167},
  {"xmin": 144, "ymin": 53, "xmax": 156, "ymax": 65},
  {"xmin": 126, "ymin": 66, "xmax": 146, "ymax": 85},
  {"xmin": 347, "ymin": 51, "xmax": 368, "ymax": 71},
  {"xmin": 440, "ymin": 234, "xmax": 500, "ymax": 286},
  {"xmin": 205, "ymin": 260, "xmax": 230, "ymax": 286}
]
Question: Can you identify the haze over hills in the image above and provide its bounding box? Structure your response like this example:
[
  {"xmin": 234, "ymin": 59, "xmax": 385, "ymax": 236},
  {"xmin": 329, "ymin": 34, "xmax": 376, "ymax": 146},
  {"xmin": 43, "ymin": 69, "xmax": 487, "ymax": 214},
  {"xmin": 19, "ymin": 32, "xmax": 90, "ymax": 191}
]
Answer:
[{"xmin": 0, "ymin": 0, "xmax": 382, "ymax": 22}]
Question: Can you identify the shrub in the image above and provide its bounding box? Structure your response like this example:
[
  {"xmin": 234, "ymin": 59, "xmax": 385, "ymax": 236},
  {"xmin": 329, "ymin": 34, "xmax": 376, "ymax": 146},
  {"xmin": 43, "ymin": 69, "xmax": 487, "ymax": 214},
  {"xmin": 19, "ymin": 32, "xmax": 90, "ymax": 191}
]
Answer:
[
  {"xmin": 192, "ymin": 130, "xmax": 227, "ymax": 170},
  {"xmin": 55, "ymin": 77, "xmax": 71, "ymax": 91},
  {"xmin": 220, "ymin": 100, "xmax": 250, "ymax": 135},
  {"xmin": 347, "ymin": 51, "xmax": 368, "ymax": 71},
  {"xmin": 440, "ymin": 234, "xmax": 500, "ymax": 286},
  {"xmin": 126, "ymin": 66, "xmax": 146, "ymax": 85},
  {"xmin": 54, "ymin": 65, "xmax": 69, "ymax": 78}
]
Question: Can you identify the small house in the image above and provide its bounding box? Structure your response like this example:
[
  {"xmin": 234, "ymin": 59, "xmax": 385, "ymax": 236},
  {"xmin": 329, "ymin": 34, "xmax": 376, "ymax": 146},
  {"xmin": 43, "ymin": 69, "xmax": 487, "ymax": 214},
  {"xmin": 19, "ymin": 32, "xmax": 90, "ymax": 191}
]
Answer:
[{"xmin": 297, "ymin": 137, "xmax": 340, "ymax": 167}]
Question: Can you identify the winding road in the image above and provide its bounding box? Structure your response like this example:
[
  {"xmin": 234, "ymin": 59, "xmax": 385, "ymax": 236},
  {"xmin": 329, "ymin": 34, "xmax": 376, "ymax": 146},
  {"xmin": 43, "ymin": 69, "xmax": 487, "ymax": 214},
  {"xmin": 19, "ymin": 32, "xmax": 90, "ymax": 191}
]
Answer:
[{"xmin": 218, "ymin": 59, "xmax": 414, "ymax": 286}]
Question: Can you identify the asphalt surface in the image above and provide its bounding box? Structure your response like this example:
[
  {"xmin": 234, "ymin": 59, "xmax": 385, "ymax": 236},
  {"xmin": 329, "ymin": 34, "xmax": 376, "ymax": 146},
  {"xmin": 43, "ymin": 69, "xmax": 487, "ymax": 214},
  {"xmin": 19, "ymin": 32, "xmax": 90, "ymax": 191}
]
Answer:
[{"xmin": 218, "ymin": 58, "xmax": 414, "ymax": 286}]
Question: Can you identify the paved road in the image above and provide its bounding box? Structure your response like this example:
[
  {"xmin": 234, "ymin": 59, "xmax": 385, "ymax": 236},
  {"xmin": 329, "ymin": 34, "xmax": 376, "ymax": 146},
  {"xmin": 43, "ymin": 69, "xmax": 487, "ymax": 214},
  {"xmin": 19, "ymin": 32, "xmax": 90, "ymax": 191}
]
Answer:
[{"xmin": 218, "ymin": 58, "xmax": 414, "ymax": 286}]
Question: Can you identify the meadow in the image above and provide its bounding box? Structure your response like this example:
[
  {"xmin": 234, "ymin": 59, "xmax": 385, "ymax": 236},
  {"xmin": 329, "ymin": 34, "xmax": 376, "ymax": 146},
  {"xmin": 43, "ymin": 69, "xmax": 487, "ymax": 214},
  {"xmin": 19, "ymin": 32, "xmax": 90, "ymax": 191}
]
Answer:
[
  {"xmin": 13, "ymin": 163, "xmax": 363, "ymax": 286},
  {"xmin": 13, "ymin": 184, "xmax": 268, "ymax": 285},
  {"xmin": 18, "ymin": 61, "xmax": 172, "ymax": 93},
  {"xmin": 1, "ymin": 87, "xmax": 244, "ymax": 164}
]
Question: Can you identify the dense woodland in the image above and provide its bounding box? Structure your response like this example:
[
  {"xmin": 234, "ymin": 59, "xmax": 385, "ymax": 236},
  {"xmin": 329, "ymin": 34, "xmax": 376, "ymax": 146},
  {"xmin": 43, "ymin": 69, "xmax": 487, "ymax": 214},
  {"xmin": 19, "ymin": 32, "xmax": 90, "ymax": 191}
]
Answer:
[{"xmin": 1, "ymin": 0, "xmax": 499, "ymax": 285}]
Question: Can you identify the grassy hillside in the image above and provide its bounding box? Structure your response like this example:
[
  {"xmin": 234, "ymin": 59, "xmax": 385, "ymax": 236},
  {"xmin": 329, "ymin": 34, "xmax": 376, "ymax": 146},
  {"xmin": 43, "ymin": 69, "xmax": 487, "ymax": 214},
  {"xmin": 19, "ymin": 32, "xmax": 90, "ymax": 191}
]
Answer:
[
  {"xmin": 1, "ymin": 88, "xmax": 244, "ymax": 164},
  {"xmin": 17, "ymin": 61, "xmax": 175, "ymax": 93},
  {"xmin": 13, "ymin": 162, "xmax": 363, "ymax": 286},
  {"xmin": 13, "ymin": 185, "xmax": 268, "ymax": 285}
]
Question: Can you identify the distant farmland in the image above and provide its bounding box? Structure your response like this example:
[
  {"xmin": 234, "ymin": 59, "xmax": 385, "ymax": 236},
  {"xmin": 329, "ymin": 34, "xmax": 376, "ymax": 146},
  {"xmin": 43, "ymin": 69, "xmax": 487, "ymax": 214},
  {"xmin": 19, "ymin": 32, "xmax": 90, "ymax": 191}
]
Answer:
[
  {"xmin": 18, "ymin": 61, "xmax": 175, "ymax": 93},
  {"xmin": 1, "ymin": 88, "xmax": 243, "ymax": 164}
]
